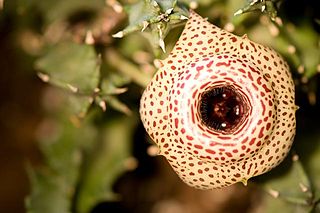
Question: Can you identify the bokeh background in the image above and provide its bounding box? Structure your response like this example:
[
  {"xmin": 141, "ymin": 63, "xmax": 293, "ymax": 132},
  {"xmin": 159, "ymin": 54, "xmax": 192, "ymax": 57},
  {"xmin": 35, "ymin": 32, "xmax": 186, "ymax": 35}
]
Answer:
[{"xmin": 0, "ymin": 0, "xmax": 319, "ymax": 212}]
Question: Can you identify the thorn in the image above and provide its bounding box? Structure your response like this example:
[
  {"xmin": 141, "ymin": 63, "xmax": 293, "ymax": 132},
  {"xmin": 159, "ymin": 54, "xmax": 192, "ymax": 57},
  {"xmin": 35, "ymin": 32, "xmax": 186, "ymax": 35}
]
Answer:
[
  {"xmin": 147, "ymin": 145, "xmax": 160, "ymax": 156},
  {"xmin": 250, "ymin": 0, "xmax": 259, "ymax": 5},
  {"xmin": 133, "ymin": 51, "xmax": 152, "ymax": 64},
  {"xmin": 189, "ymin": 1, "xmax": 198, "ymax": 9},
  {"xmin": 165, "ymin": 8, "xmax": 173, "ymax": 15},
  {"xmin": 67, "ymin": 84, "xmax": 79, "ymax": 93},
  {"xmin": 113, "ymin": 87, "xmax": 128, "ymax": 94},
  {"xmin": 301, "ymin": 76, "xmax": 308, "ymax": 84},
  {"xmin": 85, "ymin": 31, "xmax": 95, "ymax": 45},
  {"xmin": 157, "ymin": 24, "xmax": 163, "ymax": 36},
  {"xmin": 275, "ymin": 17, "xmax": 283, "ymax": 26},
  {"xmin": 224, "ymin": 23, "xmax": 235, "ymax": 32},
  {"xmin": 37, "ymin": 72, "xmax": 50, "ymax": 82},
  {"xmin": 70, "ymin": 115, "xmax": 82, "ymax": 127},
  {"xmin": 152, "ymin": 0, "xmax": 159, "ymax": 7},
  {"xmin": 112, "ymin": 31, "xmax": 124, "ymax": 38},
  {"xmin": 297, "ymin": 65, "xmax": 305, "ymax": 74},
  {"xmin": 268, "ymin": 189, "xmax": 280, "ymax": 198},
  {"xmin": 141, "ymin": 21, "xmax": 149, "ymax": 32},
  {"xmin": 113, "ymin": 4, "xmax": 123, "ymax": 13},
  {"xmin": 261, "ymin": 5, "xmax": 266, "ymax": 12},
  {"xmin": 141, "ymin": 63, "xmax": 156, "ymax": 73},
  {"xmin": 292, "ymin": 154, "xmax": 299, "ymax": 161},
  {"xmin": 259, "ymin": 15, "xmax": 269, "ymax": 25},
  {"xmin": 269, "ymin": 24, "xmax": 279, "ymax": 36},
  {"xmin": 99, "ymin": 100, "xmax": 107, "ymax": 111},
  {"xmin": 123, "ymin": 107, "xmax": 132, "ymax": 116},
  {"xmin": 299, "ymin": 183, "xmax": 309, "ymax": 193},
  {"xmin": 89, "ymin": 97, "xmax": 94, "ymax": 104},
  {"xmin": 308, "ymin": 91, "xmax": 316, "ymax": 105},
  {"xmin": 123, "ymin": 157, "xmax": 138, "ymax": 171},
  {"xmin": 180, "ymin": 15, "xmax": 188, "ymax": 20},
  {"xmin": 159, "ymin": 38, "xmax": 166, "ymax": 53},
  {"xmin": 154, "ymin": 59, "xmax": 164, "ymax": 68},
  {"xmin": 234, "ymin": 9, "xmax": 243, "ymax": 16},
  {"xmin": 158, "ymin": 25, "xmax": 166, "ymax": 53},
  {"xmin": 287, "ymin": 45, "xmax": 296, "ymax": 54},
  {"xmin": 106, "ymin": 0, "xmax": 123, "ymax": 13}
]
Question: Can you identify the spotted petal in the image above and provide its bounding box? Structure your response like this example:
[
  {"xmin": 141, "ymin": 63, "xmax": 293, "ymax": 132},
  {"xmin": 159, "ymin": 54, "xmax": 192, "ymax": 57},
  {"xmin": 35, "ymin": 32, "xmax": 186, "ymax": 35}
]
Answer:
[{"xmin": 140, "ymin": 11, "xmax": 296, "ymax": 189}]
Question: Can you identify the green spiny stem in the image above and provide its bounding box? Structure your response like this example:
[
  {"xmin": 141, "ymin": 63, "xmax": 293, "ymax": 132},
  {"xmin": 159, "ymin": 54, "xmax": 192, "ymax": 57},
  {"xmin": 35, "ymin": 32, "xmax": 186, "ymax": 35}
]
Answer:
[
  {"xmin": 105, "ymin": 49, "xmax": 151, "ymax": 88},
  {"xmin": 235, "ymin": 0, "xmax": 309, "ymax": 77},
  {"xmin": 113, "ymin": 0, "xmax": 188, "ymax": 53}
]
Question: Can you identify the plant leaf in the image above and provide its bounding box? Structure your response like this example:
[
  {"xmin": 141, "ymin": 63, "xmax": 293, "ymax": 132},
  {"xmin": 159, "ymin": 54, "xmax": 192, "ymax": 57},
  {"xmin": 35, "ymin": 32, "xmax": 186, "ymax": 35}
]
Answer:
[
  {"xmin": 75, "ymin": 116, "xmax": 137, "ymax": 213},
  {"xmin": 36, "ymin": 42, "xmax": 100, "ymax": 94},
  {"xmin": 262, "ymin": 193, "xmax": 313, "ymax": 213},
  {"xmin": 36, "ymin": 0, "xmax": 104, "ymax": 24},
  {"xmin": 263, "ymin": 156, "xmax": 312, "ymax": 206},
  {"xmin": 26, "ymin": 108, "xmax": 98, "ymax": 213}
]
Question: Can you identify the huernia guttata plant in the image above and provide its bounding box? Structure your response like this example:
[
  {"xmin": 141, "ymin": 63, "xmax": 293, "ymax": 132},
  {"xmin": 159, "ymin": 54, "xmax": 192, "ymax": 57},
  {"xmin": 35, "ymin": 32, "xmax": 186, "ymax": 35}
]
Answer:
[{"xmin": 140, "ymin": 11, "xmax": 297, "ymax": 189}]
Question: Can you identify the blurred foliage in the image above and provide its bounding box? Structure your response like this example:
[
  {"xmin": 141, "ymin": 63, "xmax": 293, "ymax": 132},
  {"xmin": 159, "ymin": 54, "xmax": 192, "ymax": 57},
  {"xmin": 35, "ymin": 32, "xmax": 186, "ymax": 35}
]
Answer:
[{"xmin": 0, "ymin": 0, "xmax": 319, "ymax": 212}]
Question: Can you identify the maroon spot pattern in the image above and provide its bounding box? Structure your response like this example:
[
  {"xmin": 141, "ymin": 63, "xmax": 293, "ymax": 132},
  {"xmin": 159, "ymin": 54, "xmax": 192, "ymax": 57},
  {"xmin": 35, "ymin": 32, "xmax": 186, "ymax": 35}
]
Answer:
[{"xmin": 139, "ymin": 11, "xmax": 296, "ymax": 189}]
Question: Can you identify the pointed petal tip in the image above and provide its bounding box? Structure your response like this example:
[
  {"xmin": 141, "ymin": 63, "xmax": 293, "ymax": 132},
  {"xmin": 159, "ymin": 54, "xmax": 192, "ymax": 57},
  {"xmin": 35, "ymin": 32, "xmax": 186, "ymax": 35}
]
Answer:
[
  {"xmin": 242, "ymin": 34, "xmax": 248, "ymax": 39},
  {"xmin": 241, "ymin": 178, "xmax": 248, "ymax": 186}
]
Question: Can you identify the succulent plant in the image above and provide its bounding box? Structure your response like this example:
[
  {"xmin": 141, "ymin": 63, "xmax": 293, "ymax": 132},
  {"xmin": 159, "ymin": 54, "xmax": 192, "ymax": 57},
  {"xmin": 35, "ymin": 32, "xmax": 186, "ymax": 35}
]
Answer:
[
  {"xmin": 140, "ymin": 11, "xmax": 297, "ymax": 189},
  {"xmin": 112, "ymin": 0, "xmax": 189, "ymax": 53}
]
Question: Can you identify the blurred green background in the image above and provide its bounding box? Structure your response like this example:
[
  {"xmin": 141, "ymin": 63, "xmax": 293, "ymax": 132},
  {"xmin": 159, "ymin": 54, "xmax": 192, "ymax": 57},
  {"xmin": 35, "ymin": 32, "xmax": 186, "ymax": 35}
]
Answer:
[{"xmin": 0, "ymin": 0, "xmax": 319, "ymax": 212}]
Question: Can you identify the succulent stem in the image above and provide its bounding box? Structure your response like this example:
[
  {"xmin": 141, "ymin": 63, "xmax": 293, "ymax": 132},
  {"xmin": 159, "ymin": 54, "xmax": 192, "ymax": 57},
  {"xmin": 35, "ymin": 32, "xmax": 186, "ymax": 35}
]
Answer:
[{"xmin": 105, "ymin": 49, "xmax": 151, "ymax": 88}]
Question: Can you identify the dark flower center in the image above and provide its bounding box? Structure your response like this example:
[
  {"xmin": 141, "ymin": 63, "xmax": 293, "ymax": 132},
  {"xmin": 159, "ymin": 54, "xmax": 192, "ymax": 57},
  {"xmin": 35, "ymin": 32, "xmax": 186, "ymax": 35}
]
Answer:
[{"xmin": 199, "ymin": 86, "xmax": 247, "ymax": 133}]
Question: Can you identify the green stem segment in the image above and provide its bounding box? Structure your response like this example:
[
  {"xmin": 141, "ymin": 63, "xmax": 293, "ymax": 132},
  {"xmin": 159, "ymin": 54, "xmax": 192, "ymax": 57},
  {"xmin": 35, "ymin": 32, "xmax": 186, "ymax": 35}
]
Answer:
[{"xmin": 105, "ymin": 49, "xmax": 151, "ymax": 88}]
